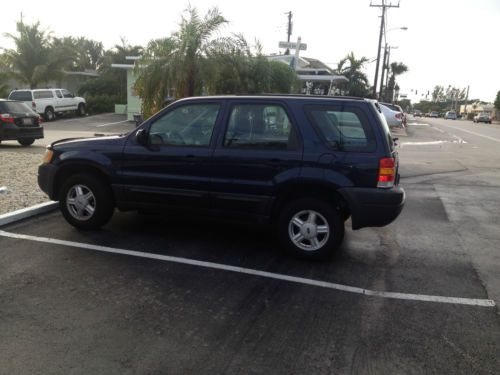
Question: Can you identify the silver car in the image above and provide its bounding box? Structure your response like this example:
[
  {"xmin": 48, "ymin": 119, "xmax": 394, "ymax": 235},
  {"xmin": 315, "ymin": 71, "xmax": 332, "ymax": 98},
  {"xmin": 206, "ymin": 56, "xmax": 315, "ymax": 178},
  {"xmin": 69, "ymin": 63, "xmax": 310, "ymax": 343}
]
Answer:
[{"xmin": 379, "ymin": 103, "xmax": 403, "ymax": 127}]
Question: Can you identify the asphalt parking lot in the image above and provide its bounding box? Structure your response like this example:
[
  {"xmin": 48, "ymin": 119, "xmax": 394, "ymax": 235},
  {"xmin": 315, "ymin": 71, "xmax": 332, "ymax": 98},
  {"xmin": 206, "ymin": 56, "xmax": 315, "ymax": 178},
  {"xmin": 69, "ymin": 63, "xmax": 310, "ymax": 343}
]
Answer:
[
  {"xmin": 1, "ymin": 115, "xmax": 499, "ymax": 374},
  {"xmin": 1, "ymin": 186, "xmax": 499, "ymax": 374}
]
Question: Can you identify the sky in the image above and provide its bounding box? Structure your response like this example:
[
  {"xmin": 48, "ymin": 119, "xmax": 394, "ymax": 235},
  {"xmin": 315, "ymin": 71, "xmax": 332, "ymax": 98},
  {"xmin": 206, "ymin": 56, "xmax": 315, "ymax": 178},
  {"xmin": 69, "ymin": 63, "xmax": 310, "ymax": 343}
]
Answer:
[{"xmin": 1, "ymin": 0, "xmax": 499, "ymax": 103}]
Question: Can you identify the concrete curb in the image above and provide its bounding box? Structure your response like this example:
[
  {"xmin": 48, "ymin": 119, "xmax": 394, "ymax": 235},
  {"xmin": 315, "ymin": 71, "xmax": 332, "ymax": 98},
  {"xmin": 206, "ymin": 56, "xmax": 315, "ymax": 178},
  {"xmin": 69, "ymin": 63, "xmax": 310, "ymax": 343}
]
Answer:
[{"xmin": 0, "ymin": 201, "xmax": 58, "ymax": 227}]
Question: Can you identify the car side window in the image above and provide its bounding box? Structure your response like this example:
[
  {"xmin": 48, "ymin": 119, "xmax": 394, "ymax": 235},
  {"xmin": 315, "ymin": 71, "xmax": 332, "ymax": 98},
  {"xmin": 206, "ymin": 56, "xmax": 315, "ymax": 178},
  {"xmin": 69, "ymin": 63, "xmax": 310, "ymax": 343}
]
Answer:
[
  {"xmin": 149, "ymin": 103, "xmax": 220, "ymax": 147},
  {"xmin": 224, "ymin": 104, "xmax": 298, "ymax": 150},
  {"xmin": 56, "ymin": 90, "xmax": 63, "ymax": 99},
  {"xmin": 62, "ymin": 90, "xmax": 74, "ymax": 98},
  {"xmin": 305, "ymin": 105, "xmax": 376, "ymax": 152}
]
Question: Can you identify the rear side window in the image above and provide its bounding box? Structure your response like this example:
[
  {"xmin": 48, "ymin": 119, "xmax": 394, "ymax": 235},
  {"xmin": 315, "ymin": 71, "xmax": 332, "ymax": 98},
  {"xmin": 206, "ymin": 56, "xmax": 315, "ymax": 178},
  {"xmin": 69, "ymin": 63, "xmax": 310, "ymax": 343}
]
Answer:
[
  {"xmin": 8, "ymin": 91, "xmax": 32, "ymax": 101},
  {"xmin": 224, "ymin": 104, "xmax": 299, "ymax": 150},
  {"xmin": 33, "ymin": 90, "xmax": 54, "ymax": 99},
  {"xmin": 305, "ymin": 105, "xmax": 376, "ymax": 152}
]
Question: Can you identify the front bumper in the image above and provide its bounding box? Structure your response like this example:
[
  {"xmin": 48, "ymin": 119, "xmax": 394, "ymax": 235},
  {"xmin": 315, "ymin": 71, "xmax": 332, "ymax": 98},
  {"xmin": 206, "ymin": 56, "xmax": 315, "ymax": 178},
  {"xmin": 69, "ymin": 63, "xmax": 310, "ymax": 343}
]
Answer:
[
  {"xmin": 339, "ymin": 186, "xmax": 405, "ymax": 230},
  {"xmin": 38, "ymin": 164, "xmax": 58, "ymax": 200}
]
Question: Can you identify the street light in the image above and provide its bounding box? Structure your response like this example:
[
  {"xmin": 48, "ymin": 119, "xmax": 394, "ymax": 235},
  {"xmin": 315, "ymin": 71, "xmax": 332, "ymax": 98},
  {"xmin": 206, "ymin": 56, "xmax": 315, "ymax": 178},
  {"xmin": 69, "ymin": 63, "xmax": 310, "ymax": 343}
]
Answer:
[{"xmin": 378, "ymin": 26, "xmax": 407, "ymax": 100}]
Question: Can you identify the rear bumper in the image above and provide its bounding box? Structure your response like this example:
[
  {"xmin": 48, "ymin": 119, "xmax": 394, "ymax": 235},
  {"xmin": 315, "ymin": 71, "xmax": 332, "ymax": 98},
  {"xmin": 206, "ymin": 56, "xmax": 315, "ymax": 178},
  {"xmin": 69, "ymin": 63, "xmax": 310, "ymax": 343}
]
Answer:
[
  {"xmin": 339, "ymin": 186, "xmax": 405, "ymax": 230},
  {"xmin": 0, "ymin": 125, "xmax": 44, "ymax": 141}
]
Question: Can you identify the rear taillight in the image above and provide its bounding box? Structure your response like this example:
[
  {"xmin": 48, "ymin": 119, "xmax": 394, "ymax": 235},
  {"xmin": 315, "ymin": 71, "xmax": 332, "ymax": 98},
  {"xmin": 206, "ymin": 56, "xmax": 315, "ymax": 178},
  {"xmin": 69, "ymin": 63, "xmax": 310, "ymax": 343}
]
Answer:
[
  {"xmin": 32, "ymin": 101, "xmax": 36, "ymax": 109},
  {"xmin": 378, "ymin": 157, "xmax": 396, "ymax": 188},
  {"xmin": 0, "ymin": 114, "xmax": 15, "ymax": 124},
  {"xmin": 395, "ymin": 113, "xmax": 402, "ymax": 119}
]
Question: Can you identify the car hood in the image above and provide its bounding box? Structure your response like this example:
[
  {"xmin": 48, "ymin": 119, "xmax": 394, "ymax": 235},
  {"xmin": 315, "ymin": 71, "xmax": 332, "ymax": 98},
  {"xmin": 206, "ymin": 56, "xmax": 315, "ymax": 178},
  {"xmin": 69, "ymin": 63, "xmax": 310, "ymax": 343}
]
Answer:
[{"xmin": 50, "ymin": 134, "xmax": 128, "ymax": 150}]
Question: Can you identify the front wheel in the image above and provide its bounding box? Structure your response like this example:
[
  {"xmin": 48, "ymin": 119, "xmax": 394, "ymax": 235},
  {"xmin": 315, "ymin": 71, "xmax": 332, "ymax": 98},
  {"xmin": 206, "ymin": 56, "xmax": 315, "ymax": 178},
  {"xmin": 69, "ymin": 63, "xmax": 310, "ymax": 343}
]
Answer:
[
  {"xmin": 59, "ymin": 174, "xmax": 114, "ymax": 229},
  {"xmin": 277, "ymin": 198, "xmax": 344, "ymax": 259}
]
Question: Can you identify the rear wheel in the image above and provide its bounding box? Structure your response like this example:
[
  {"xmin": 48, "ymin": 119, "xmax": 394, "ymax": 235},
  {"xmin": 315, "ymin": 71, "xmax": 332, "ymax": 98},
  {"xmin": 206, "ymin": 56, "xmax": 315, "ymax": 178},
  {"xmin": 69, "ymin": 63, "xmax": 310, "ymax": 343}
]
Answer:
[
  {"xmin": 59, "ymin": 174, "xmax": 114, "ymax": 229},
  {"xmin": 76, "ymin": 103, "xmax": 86, "ymax": 116},
  {"xmin": 44, "ymin": 107, "xmax": 55, "ymax": 121},
  {"xmin": 18, "ymin": 138, "xmax": 35, "ymax": 146},
  {"xmin": 277, "ymin": 197, "xmax": 344, "ymax": 259}
]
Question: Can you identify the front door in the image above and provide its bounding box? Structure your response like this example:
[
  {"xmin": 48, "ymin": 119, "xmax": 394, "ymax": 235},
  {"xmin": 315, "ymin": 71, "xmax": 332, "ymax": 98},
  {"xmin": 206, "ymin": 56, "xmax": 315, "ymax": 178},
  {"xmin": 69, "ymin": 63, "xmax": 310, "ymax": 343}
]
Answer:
[{"xmin": 119, "ymin": 101, "xmax": 222, "ymax": 212}]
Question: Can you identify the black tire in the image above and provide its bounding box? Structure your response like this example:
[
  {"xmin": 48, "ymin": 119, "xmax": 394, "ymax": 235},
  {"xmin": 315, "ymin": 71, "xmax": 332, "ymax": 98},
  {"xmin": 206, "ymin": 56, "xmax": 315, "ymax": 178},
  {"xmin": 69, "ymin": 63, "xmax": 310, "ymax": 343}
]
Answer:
[
  {"xmin": 44, "ymin": 107, "xmax": 55, "ymax": 121},
  {"xmin": 276, "ymin": 197, "xmax": 344, "ymax": 259},
  {"xmin": 77, "ymin": 103, "xmax": 86, "ymax": 117},
  {"xmin": 59, "ymin": 173, "xmax": 114, "ymax": 229},
  {"xmin": 18, "ymin": 138, "xmax": 35, "ymax": 146}
]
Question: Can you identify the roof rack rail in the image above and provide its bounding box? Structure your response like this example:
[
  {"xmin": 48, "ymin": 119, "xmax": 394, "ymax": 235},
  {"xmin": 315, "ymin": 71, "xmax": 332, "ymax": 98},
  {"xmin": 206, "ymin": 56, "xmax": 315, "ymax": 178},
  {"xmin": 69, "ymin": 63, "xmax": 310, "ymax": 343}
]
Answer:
[{"xmin": 234, "ymin": 93, "xmax": 366, "ymax": 101}]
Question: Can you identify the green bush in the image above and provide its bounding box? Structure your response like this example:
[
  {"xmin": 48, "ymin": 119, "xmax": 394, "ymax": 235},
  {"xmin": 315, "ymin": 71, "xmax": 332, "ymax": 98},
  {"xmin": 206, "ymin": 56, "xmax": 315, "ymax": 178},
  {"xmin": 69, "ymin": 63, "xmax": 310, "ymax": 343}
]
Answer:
[
  {"xmin": 467, "ymin": 113, "xmax": 475, "ymax": 120},
  {"xmin": 84, "ymin": 94, "xmax": 119, "ymax": 114}
]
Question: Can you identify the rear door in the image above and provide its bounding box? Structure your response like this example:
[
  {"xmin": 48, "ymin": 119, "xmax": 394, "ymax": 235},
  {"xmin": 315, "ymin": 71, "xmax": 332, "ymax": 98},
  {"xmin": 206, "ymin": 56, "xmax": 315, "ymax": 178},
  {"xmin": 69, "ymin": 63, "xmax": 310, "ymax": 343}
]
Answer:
[
  {"xmin": 210, "ymin": 100, "xmax": 303, "ymax": 217},
  {"xmin": 119, "ymin": 100, "xmax": 223, "ymax": 211}
]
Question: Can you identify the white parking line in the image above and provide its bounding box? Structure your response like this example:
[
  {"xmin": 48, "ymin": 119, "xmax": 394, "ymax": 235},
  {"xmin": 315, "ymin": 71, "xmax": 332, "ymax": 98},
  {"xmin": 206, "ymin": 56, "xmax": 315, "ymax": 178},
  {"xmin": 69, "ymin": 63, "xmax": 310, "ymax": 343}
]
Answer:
[
  {"xmin": 437, "ymin": 123, "xmax": 500, "ymax": 143},
  {"xmin": 0, "ymin": 230, "xmax": 495, "ymax": 308},
  {"xmin": 95, "ymin": 120, "xmax": 131, "ymax": 127}
]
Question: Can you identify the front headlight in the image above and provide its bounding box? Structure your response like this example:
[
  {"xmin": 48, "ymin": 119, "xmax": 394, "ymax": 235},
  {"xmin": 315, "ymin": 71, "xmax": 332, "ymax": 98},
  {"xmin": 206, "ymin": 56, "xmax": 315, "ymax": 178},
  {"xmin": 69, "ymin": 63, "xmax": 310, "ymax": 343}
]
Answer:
[{"xmin": 41, "ymin": 149, "xmax": 54, "ymax": 165}]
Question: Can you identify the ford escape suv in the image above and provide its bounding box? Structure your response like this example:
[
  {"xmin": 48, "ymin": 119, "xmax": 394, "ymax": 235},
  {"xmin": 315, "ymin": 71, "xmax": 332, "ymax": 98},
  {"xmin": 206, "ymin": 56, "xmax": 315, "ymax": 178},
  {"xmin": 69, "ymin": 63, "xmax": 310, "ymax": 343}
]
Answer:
[{"xmin": 38, "ymin": 95, "xmax": 405, "ymax": 259}]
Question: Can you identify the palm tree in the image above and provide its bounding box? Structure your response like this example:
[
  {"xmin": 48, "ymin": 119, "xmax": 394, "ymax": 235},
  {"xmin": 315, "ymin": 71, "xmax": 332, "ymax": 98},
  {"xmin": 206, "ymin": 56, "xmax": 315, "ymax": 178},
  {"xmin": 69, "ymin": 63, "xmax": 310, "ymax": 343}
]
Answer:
[
  {"xmin": 135, "ymin": 6, "xmax": 298, "ymax": 117},
  {"xmin": 384, "ymin": 62, "xmax": 408, "ymax": 102},
  {"xmin": 135, "ymin": 6, "xmax": 228, "ymax": 116},
  {"xmin": 3, "ymin": 22, "xmax": 73, "ymax": 88},
  {"xmin": 334, "ymin": 52, "xmax": 370, "ymax": 97},
  {"xmin": 53, "ymin": 37, "xmax": 104, "ymax": 71}
]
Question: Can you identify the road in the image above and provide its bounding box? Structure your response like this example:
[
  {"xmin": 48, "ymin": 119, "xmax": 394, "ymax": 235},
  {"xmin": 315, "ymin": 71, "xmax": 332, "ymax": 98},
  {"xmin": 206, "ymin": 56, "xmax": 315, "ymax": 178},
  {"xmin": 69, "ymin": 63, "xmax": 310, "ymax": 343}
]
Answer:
[{"xmin": 0, "ymin": 115, "xmax": 499, "ymax": 374}]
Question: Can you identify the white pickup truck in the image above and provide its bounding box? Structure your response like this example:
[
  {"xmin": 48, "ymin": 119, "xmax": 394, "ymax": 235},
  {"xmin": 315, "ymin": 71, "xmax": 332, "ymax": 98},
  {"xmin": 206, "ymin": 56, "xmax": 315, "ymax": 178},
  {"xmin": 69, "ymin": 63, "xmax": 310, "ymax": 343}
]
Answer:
[{"xmin": 8, "ymin": 88, "xmax": 86, "ymax": 121}]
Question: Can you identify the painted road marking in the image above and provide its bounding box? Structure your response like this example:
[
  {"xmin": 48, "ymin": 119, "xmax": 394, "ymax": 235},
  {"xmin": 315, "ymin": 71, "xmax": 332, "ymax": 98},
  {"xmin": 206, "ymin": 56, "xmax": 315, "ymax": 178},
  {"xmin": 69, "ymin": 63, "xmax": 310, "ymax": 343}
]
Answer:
[
  {"xmin": 401, "ymin": 138, "xmax": 467, "ymax": 147},
  {"xmin": 438, "ymin": 123, "xmax": 500, "ymax": 143},
  {"xmin": 0, "ymin": 230, "xmax": 495, "ymax": 308},
  {"xmin": 96, "ymin": 120, "xmax": 131, "ymax": 127},
  {"xmin": 408, "ymin": 123, "xmax": 430, "ymax": 126}
]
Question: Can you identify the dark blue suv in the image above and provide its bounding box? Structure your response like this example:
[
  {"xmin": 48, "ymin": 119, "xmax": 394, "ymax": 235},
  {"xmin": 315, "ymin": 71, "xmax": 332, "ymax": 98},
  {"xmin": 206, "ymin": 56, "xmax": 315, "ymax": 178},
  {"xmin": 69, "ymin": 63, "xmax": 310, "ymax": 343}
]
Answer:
[{"xmin": 38, "ymin": 95, "xmax": 405, "ymax": 258}]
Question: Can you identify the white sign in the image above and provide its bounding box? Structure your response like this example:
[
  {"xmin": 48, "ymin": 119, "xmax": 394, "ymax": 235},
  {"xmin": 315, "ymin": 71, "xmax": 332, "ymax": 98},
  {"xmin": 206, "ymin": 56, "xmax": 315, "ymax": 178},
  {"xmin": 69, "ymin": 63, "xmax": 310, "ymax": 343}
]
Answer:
[{"xmin": 279, "ymin": 41, "xmax": 307, "ymax": 51}]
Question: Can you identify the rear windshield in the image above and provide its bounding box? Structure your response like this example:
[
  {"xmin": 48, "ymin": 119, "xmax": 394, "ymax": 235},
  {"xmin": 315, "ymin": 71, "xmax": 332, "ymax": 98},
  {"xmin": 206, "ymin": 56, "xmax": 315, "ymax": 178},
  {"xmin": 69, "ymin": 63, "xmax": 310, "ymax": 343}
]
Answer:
[
  {"xmin": 8, "ymin": 91, "xmax": 32, "ymax": 101},
  {"xmin": 382, "ymin": 103, "xmax": 400, "ymax": 112},
  {"xmin": 305, "ymin": 104, "xmax": 376, "ymax": 152},
  {"xmin": 0, "ymin": 101, "xmax": 34, "ymax": 114}
]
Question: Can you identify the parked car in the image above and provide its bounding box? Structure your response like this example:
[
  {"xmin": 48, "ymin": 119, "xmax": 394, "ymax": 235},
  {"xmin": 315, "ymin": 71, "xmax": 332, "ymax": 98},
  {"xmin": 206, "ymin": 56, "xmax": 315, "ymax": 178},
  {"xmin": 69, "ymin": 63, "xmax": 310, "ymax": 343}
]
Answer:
[
  {"xmin": 0, "ymin": 99, "xmax": 44, "ymax": 146},
  {"xmin": 429, "ymin": 111, "xmax": 439, "ymax": 118},
  {"xmin": 414, "ymin": 110, "xmax": 423, "ymax": 117},
  {"xmin": 473, "ymin": 112, "xmax": 492, "ymax": 124},
  {"xmin": 378, "ymin": 103, "xmax": 404, "ymax": 127},
  {"xmin": 8, "ymin": 88, "xmax": 86, "ymax": 121},
  {"xmin": 38, "ymin": 95, "xmax": 405, "ymax": 259},
  {"xmin": 380, "ymin": 102, "xmax": 407, "ymax": 126},
  {"xmin": 444, "ymin": 111, "xmax": 457, "ymax": 120}
]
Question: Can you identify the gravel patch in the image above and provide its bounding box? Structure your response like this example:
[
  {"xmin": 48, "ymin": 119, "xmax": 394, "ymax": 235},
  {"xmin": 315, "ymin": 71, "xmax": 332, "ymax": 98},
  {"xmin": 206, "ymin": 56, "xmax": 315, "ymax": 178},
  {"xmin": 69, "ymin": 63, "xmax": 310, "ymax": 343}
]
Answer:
[{"xmin": 0, "ymin": 151, "xmax": 49, "ymax": 215}]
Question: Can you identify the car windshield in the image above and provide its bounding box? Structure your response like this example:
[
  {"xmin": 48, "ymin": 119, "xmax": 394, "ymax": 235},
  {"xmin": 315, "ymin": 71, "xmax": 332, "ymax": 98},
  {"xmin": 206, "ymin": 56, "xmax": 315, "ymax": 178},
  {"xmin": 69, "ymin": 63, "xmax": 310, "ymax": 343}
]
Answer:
[{"xmin": 0, "ymin": 101, "xmax": 36, "ymax": 115}]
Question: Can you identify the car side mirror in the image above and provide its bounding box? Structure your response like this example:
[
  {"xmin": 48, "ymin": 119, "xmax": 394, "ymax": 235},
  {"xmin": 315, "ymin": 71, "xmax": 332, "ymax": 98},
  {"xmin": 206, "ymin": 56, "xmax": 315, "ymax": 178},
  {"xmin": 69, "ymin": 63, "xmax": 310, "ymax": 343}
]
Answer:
[{"xmin": 136, "ymin": 128, "xmax": 149, "ymax": 146}]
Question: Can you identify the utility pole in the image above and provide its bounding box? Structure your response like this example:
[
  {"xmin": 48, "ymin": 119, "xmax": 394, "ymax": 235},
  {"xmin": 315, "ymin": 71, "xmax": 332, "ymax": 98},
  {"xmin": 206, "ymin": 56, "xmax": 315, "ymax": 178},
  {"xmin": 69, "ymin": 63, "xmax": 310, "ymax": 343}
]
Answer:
[
  {"xmin": 379, "ymin": 44, "xmax": 388, "ymax": 101},
  {"xmin": 370, "ymin": 1, "xmax": 400, "ymax": 98},
  {"xmin": 463, "ymin": 85, "xmax": 470, "ymax": 116},
  {"xmin": 285, "ymin": 11, "xmax": 293, "ymax": 55}
]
